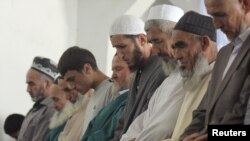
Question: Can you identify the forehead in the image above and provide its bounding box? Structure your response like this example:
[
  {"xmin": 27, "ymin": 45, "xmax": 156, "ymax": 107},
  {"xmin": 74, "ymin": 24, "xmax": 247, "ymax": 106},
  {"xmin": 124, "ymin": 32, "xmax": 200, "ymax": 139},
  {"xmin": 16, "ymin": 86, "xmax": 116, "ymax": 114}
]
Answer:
[
  {"xmin": 205, "ymin": 0, "xmax": 228, "ymax": 12},
  {"xmin": 112, "ymin": 56, "xmax": 126, "ymax": 66},
  {"xmin": 147, "ymin": 25, "xmax": 164, "ymax": 37},
  {"xmin": 110, "ymin": 35, "xmax": 132, "ymax": 45},
  {"xmin": 58, "ymin": 79, "xmax": 67, "ymax": 88},
  {"xmin": 50, "ymin": 84, "xmax": 64, "ymax": 97},
  {"xmin": 64, "ymin": 70, "xmax": 80, "ymax": 78},
  {"xmin": 26, "ymin": 69, "xmax": 41, "ymax": 81},
  {"xmin": 172, "ymin": 30, "xmax": 193, "ymax": 42}
]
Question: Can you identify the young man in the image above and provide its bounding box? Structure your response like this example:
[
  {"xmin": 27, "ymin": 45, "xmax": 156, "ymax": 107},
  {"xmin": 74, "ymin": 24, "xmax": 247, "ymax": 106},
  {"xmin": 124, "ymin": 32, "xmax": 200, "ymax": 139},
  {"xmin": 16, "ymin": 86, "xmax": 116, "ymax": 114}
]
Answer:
[
  {"xmin": 109, "ymin": 15, "xmax": 167, "ymax": 140},
  {"xmin": 57, "ymin": 46, "xmax": 113, "ymax": 135}
]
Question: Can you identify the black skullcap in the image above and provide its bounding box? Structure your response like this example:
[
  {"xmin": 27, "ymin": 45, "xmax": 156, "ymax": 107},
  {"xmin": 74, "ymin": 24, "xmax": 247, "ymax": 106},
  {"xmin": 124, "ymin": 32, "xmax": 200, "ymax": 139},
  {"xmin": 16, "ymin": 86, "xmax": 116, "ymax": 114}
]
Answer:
[
  {"xmin": 174, "ymin": 11, "xmax": 216, "ymax": 42},
  {"xmin": 31, "ymin": 56, "xmax": 59, "ymax": 80},
  {"xmin": 4, "ymin": 114, "xmax": 25, "ymax": 135}
]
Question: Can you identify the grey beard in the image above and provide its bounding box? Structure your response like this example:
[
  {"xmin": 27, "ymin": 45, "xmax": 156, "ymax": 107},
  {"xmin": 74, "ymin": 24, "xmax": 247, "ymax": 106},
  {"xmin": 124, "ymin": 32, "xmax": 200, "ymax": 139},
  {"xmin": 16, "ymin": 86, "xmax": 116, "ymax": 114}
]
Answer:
[
  {"xmin": 162, "ymin": 59, "xmax": 177, "ymax": 76},
  {"xmin": 49, "ymin": 94, "xmax": 86, "ymax": 129},
  {"xmin": 109, "ymin": 83, "xmax": 122, "ymax": 100},
  {"xmin": 180, "ymin": 55, "xmax": 211, "ymax": 92},
  {"xmin": 32, "ymin": 91, "xmax": 45, "ymax": 102},
  {"xmin": 49, "ymin": 101, "xmax": 75, "ymax": 129}
]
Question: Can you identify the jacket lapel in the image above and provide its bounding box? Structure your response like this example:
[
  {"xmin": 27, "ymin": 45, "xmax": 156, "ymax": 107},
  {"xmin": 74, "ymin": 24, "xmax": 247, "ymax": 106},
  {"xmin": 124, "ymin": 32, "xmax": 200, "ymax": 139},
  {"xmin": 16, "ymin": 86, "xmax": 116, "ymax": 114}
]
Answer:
[{"xmin": 210, "ymin": 35, "xmax": 250, "ymax": 112}]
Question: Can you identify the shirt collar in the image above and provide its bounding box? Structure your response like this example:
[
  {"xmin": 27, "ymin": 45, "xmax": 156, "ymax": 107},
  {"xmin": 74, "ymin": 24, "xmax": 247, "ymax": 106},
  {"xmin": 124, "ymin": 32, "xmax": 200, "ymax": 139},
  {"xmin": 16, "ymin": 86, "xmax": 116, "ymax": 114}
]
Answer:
[
  {"xmin": 234, "ymin": 27, "xmax": 250, "ymax": 45},
  {"xmin": 119, "ymin": 89, "xmax": 129, "ymax": 95}
]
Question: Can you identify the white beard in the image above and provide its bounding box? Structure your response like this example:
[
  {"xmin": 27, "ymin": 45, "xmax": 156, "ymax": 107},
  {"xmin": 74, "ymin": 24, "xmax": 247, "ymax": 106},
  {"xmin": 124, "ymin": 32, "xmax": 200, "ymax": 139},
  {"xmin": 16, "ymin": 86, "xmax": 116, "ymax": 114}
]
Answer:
[
  {"xmin": 162, "ymin": 59, "xmax": 177, "ymax": 76},
  {"xmin": 49, "ymin": 94, "xmax": 87, "ymax": 129},
  {"xmin": 179, "ymin": 55, "xmax": 211, "ymax": 92}
]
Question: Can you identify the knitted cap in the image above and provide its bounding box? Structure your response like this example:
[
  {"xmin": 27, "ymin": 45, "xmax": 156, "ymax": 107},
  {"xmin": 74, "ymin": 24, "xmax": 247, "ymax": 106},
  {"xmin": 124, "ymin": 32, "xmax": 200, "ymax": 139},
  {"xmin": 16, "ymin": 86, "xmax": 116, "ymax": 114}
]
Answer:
[{"xmin": 174, "ymin": 11, "xmax": 216, "ymax": 41}]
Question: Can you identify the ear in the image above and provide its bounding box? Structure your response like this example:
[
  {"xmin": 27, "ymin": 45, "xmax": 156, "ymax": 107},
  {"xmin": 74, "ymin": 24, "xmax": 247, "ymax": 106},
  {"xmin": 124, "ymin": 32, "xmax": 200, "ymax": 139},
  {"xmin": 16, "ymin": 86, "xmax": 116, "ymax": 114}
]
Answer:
[
  {"xmin": 138, "ymin": 34, "xmax": 148, "ymax": 46},
  {"xmin": 200, "ymin": 36, "xmax": 210, "ymax": 52},
  {"xmin": 240, "ymin": 0, "xmax": 250, "ymax": 13},
  {"xmin": 82, "ymin": 63, "xmax": 92, "ymax": 75},
  {"xmin": 43, "ymin": 79, "xmax": 51, "ymax": 90}
]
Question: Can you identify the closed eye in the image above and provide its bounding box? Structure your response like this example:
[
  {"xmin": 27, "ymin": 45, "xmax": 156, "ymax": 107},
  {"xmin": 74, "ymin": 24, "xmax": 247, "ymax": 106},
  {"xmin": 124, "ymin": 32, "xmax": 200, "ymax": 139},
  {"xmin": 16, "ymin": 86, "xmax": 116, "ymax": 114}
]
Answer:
[{"xmin": 172, "ymin": 41, "xmax": 187, "ymax": 49}]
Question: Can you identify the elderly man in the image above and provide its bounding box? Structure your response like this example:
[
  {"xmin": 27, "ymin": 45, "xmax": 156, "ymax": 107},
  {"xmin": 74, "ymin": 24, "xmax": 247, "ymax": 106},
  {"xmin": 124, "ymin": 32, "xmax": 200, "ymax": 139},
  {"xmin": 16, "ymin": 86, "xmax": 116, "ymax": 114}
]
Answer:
[
  {"xmin": 109, "ymin": 14, "xmax": 167, "ymax": 140},
  {"xmin": 120, "ymin": 4, "xmax": 185, "ymax": 141},
  {"xmin": 47, "ymin": 76, "xmax": 90, "ymax": 141},
  {"xmin": 81, "ymin": 53, "xmax": 131, "ymax": 141},
  {"xmin": 46, "ymin": 79, "xmax": 68, "ymax": 141},
  {"xmin": 18, "ymin": 56, "xmax": 58, "ymax": 141},
  {"xmin": 181, "ymin": 0, "xmax": 250, "ymax": 141},
  {"xmin": 162, "ymin": 11, "xmax": 218, "ymax": 141},
  {"xmin": 57, "ymin": 46, "xmax": 113, "ymax": 135}
]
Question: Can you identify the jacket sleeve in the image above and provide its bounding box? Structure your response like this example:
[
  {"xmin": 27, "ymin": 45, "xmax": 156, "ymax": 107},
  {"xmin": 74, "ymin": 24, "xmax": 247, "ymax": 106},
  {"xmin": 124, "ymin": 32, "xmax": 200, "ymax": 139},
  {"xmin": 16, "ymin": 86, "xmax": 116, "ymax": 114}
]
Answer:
[
  {"xmin": 32, "ymin": 106, "xmax": 54, "ymax": 141},
  {"xmin": 222, "ymin": 75, "xmax": 250, "ymax": 124}
]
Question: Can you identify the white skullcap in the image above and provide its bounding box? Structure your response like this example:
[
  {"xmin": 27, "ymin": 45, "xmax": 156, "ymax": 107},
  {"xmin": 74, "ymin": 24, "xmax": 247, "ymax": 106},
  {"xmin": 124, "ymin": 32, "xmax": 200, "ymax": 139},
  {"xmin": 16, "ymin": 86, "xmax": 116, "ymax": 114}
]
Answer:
[
  {"xmin": 110, "ymin": 15, "xmax": 146, "ymax": 36},
  {"xmin": 147, "ymin": 4, "xmax": 184, "ymax": 22}
]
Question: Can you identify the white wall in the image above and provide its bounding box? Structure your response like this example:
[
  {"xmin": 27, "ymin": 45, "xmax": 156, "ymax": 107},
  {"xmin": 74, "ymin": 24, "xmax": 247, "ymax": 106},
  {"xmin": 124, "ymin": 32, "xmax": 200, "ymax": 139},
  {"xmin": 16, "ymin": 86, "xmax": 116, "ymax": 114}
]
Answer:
[
  {"xmin": 0, "ymin": 0, "xmax": 78, "ymax": 140},
  {"xmin": 77, "ymin": 0, "xmax": 157, "ymax": 77}
]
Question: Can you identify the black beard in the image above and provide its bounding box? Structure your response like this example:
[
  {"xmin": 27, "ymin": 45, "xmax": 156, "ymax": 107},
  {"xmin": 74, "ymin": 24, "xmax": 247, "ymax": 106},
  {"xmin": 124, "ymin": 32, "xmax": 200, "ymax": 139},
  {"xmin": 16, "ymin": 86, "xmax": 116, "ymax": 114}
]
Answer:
[{"xmin": 129, "ymin": 44, "xmax": 143, "ymax": 72}]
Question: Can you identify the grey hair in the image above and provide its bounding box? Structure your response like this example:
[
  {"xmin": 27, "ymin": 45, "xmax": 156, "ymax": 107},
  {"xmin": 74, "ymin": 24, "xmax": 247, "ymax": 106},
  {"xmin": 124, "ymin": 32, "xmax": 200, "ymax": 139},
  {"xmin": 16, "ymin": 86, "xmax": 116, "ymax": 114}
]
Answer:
[{"xmin": 145, "ymin": 19, "xmax": 176, "ymax": 36}]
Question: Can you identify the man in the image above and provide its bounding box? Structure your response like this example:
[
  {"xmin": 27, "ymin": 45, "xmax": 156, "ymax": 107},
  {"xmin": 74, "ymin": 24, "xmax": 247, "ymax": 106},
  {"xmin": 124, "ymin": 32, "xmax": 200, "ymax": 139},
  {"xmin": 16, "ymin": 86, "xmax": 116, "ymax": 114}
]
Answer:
[
  {"xmin": 181, "ymin": 0, "xmax": 250, "ymax": 141},
  {"xmin": 57, "ymin": 46, "xmax": 113, "ymax": 135},
  {"xmin": 109, "ymin": 14, "xmax": 167, "ymax": 140},
  {"xmin": 18, "ymin": 56, "xmax": 58, "ymax": 141},
  {"xmin": 81, "ymin": 53, "xmax": 131, "ymax": 141},
  {"xmin": 163, "ymin": 11, "xmax": 217, "ymax": 141},
  {"xmin": 4, "ymin": 113, "xmax": 25, "ymax": 140},
  {"xmin": 46, "ymin": 79, "xmax": 68, "ymax": 141},
  {"xmin": 51, "ymin": 78, "xmax": 90, "ymax": 141},
  {"xmin": 120, "ymin": 4, "xmax": 185, "ymax": 141}
]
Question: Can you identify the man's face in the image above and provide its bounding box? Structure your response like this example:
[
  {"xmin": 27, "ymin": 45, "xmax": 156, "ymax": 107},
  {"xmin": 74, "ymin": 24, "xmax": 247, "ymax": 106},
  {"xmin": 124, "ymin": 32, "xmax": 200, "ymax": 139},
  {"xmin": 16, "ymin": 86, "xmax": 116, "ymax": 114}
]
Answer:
[
  {"xmin": 26, "ymin": 69, "xmax": 45, "ymax": 102},
  {"xmin": 111, "ymin": 35, "xmax": 143, "ymax": 71},
  {"xmin": 112, "ymin": 55, "xmax": 131, "ymax": 90},
  {"xmin": 172, "ymin": 30, "xmax": 202, "ymax": 73},
  {"xmin": 58, "ymin": 79, "xmax": 78, "ymax": 103},
  {"xmin": 50, "ymin": 84, "xmax": 67, "ymax": 111},
  {"xmin": 63, "ymin": 70, "xmax": 92, "ymax": 95},
  {"xmin": 147, "ymin": 25, "xmax": 172, "ymax": 62},
  {"xmin": 205, "ymin": 0, "xmax": 244, "ymax": 40}
]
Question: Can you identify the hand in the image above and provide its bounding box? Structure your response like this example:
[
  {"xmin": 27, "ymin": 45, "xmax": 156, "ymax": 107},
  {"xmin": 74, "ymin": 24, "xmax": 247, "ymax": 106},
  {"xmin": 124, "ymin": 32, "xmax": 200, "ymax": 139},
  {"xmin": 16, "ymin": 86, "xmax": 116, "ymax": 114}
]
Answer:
[
  {"xmin": 194, "ymin": 134, "xmax": 207, "ymax": 141},
  {"xmin": 183, "ymin": 133, "xmax": 200, "ymax": 141}
]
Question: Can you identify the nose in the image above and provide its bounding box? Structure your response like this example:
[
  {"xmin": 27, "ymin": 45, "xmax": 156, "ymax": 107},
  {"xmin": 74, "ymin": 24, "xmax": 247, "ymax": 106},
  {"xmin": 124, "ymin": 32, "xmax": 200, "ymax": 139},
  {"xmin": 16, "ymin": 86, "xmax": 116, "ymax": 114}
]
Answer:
[
  {"xmin": 116, "ymin": 50, "xmax": 125, "ymax": 60},
  {"xmin": 67, "ymin": 82, "xmax": 76, "ymax": 91},
  {"xmin": 212, "ymin": 18, "xmax": 222, "ymax": 29},
  {"xmin": 151, "ymin": 44, "xmax": 161, "ymax": 55},
  {"xmin": 173, "ymin": 49, "xmax": 182, "ymax": 60},
  {"xmin": 112, "ymin": 72, "xmax": 118, "ymax": 82},
  {"xmin": 53, "ymin": 103, "xmax": 57, "ymax": 109},
  {"xmin": 26, "ymin": 86, "xmax": 31, "ymax": 93}
]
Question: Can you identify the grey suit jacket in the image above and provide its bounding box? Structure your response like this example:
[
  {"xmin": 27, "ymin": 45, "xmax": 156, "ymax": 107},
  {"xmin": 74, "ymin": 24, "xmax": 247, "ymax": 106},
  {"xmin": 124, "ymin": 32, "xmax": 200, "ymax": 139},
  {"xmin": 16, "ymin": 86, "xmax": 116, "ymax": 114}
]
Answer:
[
  {"xmin": 180, "ymin": 35, "xmax": 250, "ymax": 140},
  {"xmin": 110, "ymin": 55, "xmax": 167, "ymax": 141},
  {"xmin": 18, "ymin": 97, "xmax": 55, "ymax": 141}
]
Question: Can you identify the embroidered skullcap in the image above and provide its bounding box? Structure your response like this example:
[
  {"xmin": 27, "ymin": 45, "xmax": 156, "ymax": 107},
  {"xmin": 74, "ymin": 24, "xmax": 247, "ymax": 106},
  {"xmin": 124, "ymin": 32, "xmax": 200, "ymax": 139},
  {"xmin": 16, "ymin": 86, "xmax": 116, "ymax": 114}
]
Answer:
[
  {"xmin": 31, "ymin": 56, "xmax": 58, "ymax": 80},
  {"xmin": 174, "ymin": 11, "xmax": 216, "ymax": 41},
  {"xmin": 110, "ymin": 15, "xmax": 146, "ymax": 36}
]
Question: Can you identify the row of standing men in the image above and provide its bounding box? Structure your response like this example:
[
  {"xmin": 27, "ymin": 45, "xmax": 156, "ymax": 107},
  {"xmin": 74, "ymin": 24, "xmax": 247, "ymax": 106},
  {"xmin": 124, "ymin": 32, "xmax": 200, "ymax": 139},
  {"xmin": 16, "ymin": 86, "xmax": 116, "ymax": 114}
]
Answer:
[{"xmin": 5, "ymin": 0, "xmax": 250, "ymax": 141}]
